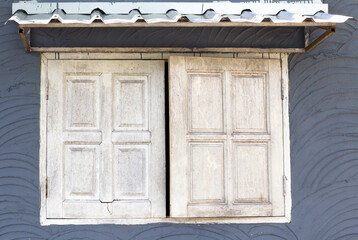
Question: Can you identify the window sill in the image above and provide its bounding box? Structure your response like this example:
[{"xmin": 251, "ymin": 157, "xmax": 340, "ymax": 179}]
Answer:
[{"xmin": 41, "ymin": 216, "xmax": 291, "ymax": 225}]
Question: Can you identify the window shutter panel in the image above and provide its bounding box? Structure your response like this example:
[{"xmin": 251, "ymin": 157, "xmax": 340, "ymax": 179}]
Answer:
[
  {"xmin": 47, "ymin": 60, "xmax": 165, "ymax": 219},
  {"xmin": 169, "ymin": 56, "xmax": 285, "ymax": 218}
]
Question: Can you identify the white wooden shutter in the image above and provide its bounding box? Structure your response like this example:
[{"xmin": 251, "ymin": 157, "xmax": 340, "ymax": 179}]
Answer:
[
  {"xmin": 47, "ymin": 60, "xmax": 165, "ymax": 219},
  {"xmin": 169, "ymin": 56, "xmax": 285, "ymax": 218}
]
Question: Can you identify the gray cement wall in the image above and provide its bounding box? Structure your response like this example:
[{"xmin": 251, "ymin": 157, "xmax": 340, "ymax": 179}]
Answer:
[
  {"xmin": 31, "ymin": 27, "xmax": 304, "ymax": 48},
  {"xmin": 0, "ymin": 0, "xmax": 357, "ymax": 239}
]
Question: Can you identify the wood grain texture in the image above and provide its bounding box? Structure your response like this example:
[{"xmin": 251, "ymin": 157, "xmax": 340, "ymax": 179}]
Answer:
[
  {"xmin": 169, "ymin": 56, "xmax": 286, "ymax": 218},
  {"xmin": 44, "ymin": 60, "xmax": 166, "ymax": 221},
  {"xmin": 1, "ymin": 0, "xmax": 358, "ymax": 238}
]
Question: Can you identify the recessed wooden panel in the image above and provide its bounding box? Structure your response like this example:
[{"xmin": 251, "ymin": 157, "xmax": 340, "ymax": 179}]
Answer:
[
  {"xmin": 113, "ymin": 75, "xmax": 148, "ymax": 131},
  {"xmin": 64, "ymin": 145, "xmax": 99, "ymax": 200},
  {"xmin": 62, "ymin": 201, "xmax": 152, "ymax": 219},
  {"xmin": 65, "ymin": 75, "xmax": 100, "ymax": 130},
  {"xmin": 232, "ymin": 74, "xmax": 267, "ymax": 133},
  {"xmin": 47, "ymin": 59, "xmax": 166, "ymax": 221},
  {"xmin": 114, "ymin": 145, "xmax": 148, "ymax": 199},
  {"xmin": 234, "ymin": 142, "xmax": 269, "ymax": 203},
  {"xmin": 170, "ymin": 57, "xmax": 286, "ymax": 219},
  {"xmin": 188, "ymin": 74, "xmax": 224, "ymax": 133},
  {"xmin": 190, "ymin": 142, "xmax": 225, "ymax": 203}
]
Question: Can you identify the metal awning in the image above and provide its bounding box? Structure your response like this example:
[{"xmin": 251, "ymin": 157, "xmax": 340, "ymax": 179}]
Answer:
[{"xmin": 8, "ymin": 1, "xmax": 352, "ymax": 53}]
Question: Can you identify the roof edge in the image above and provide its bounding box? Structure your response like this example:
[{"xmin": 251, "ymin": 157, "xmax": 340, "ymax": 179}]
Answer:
[{"xmin": 12, "ymin": 1, "xmax": 329, "ymax": 15}]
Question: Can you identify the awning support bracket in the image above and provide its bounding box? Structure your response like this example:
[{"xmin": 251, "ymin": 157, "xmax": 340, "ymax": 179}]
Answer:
[
  {"xmin": 18, "ymin": 23, "xmax": 336, "ymax": 54},
  {"xmin": 18, "ymin": 26, "xmax": 31, "ymax": 52},
  {"xmin": 304, "ymin": 26, "xmax": 336, "ymax": 52}
]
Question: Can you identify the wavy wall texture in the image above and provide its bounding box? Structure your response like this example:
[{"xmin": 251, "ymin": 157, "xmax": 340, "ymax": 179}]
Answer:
[
  {"xmin": 31, "ymin": 27, "xmax": 304, "ymax": 48},
  {"xmin": 0, "ymin": 0, "xmax": 358, "ymax": 239}
]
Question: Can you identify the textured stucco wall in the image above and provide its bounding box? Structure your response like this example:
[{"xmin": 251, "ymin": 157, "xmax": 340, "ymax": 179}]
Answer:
[
  {"xmin": 31, "ymin": 27, "xmax": 304, "ymax": 48},
  {"xmin": 1, "ymin": 0, "xmax": 358, "ymax": 239}
]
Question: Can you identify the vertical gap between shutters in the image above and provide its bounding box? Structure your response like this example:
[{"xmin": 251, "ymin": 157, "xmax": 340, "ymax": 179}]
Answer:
[{"xmin": 165, "ymin": 61, "xmax": 170, "ymax": 217}]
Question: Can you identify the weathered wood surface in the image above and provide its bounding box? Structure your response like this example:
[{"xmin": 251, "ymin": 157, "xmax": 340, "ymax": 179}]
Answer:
[
  {"xmin": 40, "ymin": 53, "xmax": 290, "ymax": 224},
  {"xmin": 45, "ymin": 60, "xmax": 165, "ymax": 220},
  {"xmin": 169, "ymin": 56, "xmax": 286, "ymax": 218}
]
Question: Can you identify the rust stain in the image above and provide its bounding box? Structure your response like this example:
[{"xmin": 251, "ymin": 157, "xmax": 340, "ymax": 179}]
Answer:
[{"xmin": 46, "ymin": 177, "xmax": 48, "ymax": 198}]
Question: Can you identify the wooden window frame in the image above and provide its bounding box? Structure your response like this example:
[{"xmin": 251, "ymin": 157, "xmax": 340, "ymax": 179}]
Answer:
[{"xmin": 40, "ymin": 52, "xmax": 291, "ymax": 225}]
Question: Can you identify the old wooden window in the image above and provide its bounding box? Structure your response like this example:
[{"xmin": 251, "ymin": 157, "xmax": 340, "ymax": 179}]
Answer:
[
  {"xmin": 170, "ymin": 56, "xmax": 287, "ymax": 218},
  {"xmin": 40, "ymin": 53, "xmax": 290, "ymax": 225},
  {"xmin": 41, "ymin": 59, "xmax": 166, "ymax": 222}
]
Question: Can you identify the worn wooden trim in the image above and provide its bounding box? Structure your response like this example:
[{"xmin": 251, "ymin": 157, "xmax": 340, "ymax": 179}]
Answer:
[
  {"xmin": 41, "ymin": 216, "xmax": 290, "ymax": 225},
  {"xmin": 39, "ymin": 53, "xmax": 48, "ymax": 225},
  {"xmin": 42, "ymin": 52, "xmax": 283, "ymax": 60},
  {"xmin": 19, "ymin": 22, "xmax": 336, "ymax": 28},
  {"xmin": 281, "ymin": 53, "xmax": 292, "ymax": 222},
  {"xmin": 30, "ymin": 47, "xmax": 306, "ymax": 54}
]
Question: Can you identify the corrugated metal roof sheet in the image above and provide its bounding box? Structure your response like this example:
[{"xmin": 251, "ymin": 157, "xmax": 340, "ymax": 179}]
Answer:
[
  {"xmin": 8, "ymin": 1, "xmax": 351, "ymax": 25},
  {"xmin": 12, "ymin": 1, "xmax": 328, "ymax": 15}
]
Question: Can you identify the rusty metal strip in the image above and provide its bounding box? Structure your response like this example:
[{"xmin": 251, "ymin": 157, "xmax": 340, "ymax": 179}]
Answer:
[
  {"xmin": 304, "ymin": 25, "xmax": 336, "ymax": 53},
  {"xmin": 29, "ymin": 47, "xmax": 306, "ymax": 53},
  {"xmin": 18, "ymin": 26, "xmax": 31, "ymax": 52}
]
